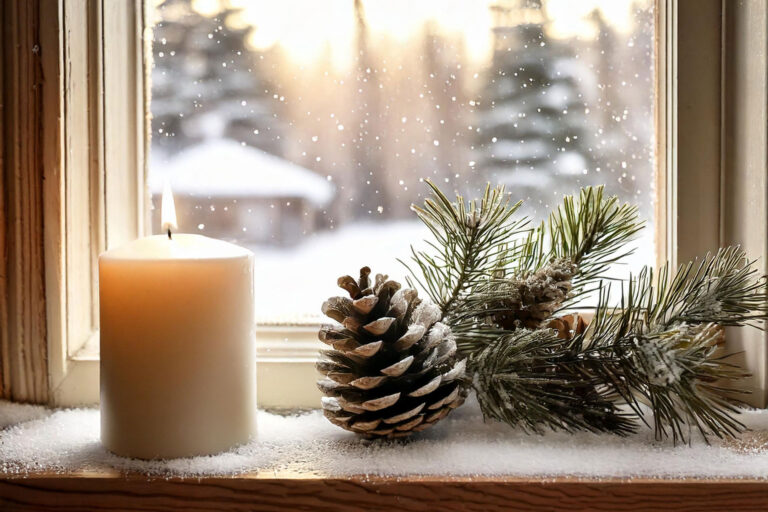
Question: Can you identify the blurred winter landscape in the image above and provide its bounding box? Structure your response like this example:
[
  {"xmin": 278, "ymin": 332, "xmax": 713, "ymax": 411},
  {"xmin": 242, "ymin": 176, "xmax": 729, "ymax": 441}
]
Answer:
[{"xmin": 148, "ymin": 0, "xmax": 656, "ymax": 320}]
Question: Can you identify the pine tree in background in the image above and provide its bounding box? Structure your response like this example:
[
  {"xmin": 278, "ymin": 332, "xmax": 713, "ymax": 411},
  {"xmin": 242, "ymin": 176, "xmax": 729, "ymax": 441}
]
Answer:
[
  {"xmin": 418, "ymin": 25, "xmax": 471, "ymax": 200},
  {"xmin": 151, "ymin": 0, "xmax": 284, "ymax": 158},
  {"xmin": 585, "ymin": 5, "xmax": 656, "ymax": 222},
  {"xmin": 476, "ymin": 0, "xmax": 594, "ymax": 217},
  {"xmin": 350, "ymin": 0, "xmax": 390, "ymax": 219}
]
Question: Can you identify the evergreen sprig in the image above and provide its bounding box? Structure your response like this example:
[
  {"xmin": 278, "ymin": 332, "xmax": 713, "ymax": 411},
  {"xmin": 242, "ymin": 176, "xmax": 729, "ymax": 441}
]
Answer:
[
  {"xmin": 492, "ymin": 185, "xmax": 645, "ymax": 317},
  {"xmin": 405, "ymin": 182, "xmax": 768, "ymax": 443},
  {"xmin": 515, "ymin": 186, "xmax": 644, "ymax": 280},
  {"xmin": 472, "ymin": 328, "xmax": 638, "ymax": 435},
  {"xmin": 641, "ymin": 247, "xmax": 768, "ymax": 329},
  {"xmin": 399, "ymin": 180, "xmax": 526, "ymax": 319},
  {"xmin": 449, "ymin": 184, "xmax": 643, "ymax": 353},
  {"xmin": 581, "ymin": 248, "xmax": 768, "ymax": 442}
]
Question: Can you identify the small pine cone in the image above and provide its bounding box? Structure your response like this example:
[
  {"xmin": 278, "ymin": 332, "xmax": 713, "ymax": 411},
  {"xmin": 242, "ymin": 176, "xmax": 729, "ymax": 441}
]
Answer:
[
  {"xmin": 494, "ymin": 259, "xmax": 577, "ymax": 330},
  {"xmin": 317, "ymin": 267, "xmax": 468, "ymax": 439},
  {"xmin": 546, "ymin": 313, "xmax": 588, "ymax": 340}
]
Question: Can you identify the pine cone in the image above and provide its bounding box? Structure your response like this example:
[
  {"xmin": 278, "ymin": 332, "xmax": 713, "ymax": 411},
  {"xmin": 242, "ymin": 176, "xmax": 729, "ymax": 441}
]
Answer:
[
  {"xmin": 546, "ymin": 313, "xmax": 588, "ymax": 340},
  {"xmin": 317, "ymin": 267, "xmax": 468, "ymax": 439},
  {"xmin": 494, "ymin": 259, "xmax": 577, "ymax": 330}
]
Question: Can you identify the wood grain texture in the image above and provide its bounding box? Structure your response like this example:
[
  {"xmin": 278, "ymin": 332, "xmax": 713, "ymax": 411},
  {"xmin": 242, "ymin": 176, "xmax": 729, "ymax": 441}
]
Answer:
[
  {"xmin": 0, "ymin": 0, "xmax": 8, "ymax": 401},
  {"xmin": 1, "ymin": 474, "xmax": 768, "ymax": 512},
  {"xmin": 0, "ymin": 0, "xmax": 50, "ymax": 403}
]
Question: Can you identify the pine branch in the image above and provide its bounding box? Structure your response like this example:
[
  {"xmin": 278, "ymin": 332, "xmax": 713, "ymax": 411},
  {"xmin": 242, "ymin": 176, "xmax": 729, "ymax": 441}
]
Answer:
[
  {"xmin": 405, "ymin": 181, "xmax": 768, "ymax": 443},
  {"xmin": 514, "ymin": 186, "xmax": 644, "ymax": 279},
  {"xmin": 471, "ymin": 328, "xmax": 638, "ymax": 435},
  {"xmin": 400, "ymin": 180, "xmax": 526, "ymax": 319},
  {"xmin": 466, "ymin": 237, "xmax": 767, "ymax": 442},
  {"xmin": 632, "ymin": 323, "xmax": 747, "ymax": 442},
  {"xmin": 451, "ymin": 186, "xmax": 644, "ymax": 342},
  {"xmin": 581, "ymin": 247, "xmax": 768, "ymax": 442},
  {"xmin": 470, "ymin": 279, "xmax": 755, "ymax": 442},
  {"xmin": 581, "ymin": 311, "xmax": 749, "ymax": 443},
  {"xmin": 644, "ymin": 247, "xmax": 768, "ymax": 329}
]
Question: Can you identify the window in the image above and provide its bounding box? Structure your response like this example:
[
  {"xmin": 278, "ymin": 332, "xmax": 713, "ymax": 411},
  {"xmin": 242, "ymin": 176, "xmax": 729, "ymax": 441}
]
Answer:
[
  {"xmin": 147, "ymin": 0, "xmax": 657, "ymax": 322},
  {"xmin": 20, "ymin": 0, "xmax": 761, "ymax": 410}
]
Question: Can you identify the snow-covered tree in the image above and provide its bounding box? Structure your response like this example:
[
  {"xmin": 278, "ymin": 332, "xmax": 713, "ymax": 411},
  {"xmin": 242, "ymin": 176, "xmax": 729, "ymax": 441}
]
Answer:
[
  {"xmin": 584, "ymin": 6, "xmax": 656, "ymax": 222},
  {"xmin": 349, "ymin": 0, "xmax": 390, "ymax": 219},
  {"xmin": 475, "ymin": 0, "xmax": 594, "ymax": 215},
  {"xmin": 151, "ymin": 0, "xmax": 284, "ymax": 157}
]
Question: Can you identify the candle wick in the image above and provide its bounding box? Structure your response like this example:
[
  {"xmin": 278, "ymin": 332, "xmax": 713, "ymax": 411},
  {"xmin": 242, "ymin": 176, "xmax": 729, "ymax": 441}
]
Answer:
[{"xmin": 167, "ymin": 228, "xmax": 172, "ymax": 240}]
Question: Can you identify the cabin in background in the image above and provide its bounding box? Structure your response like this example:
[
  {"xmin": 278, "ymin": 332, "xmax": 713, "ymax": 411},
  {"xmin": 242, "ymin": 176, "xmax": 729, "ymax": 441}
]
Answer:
[{"xmin": 149, "ymin": 139, "xmax": 335, "ymax": 245}]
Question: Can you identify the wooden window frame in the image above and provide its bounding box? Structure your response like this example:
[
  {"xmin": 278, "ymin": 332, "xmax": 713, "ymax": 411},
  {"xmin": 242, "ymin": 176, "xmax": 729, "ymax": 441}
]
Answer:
[
  {"xmin": 656, "ymin": 0, "xmax": 768, "ymax": 406},
  {"xmin": 720, "ymin": 0, "xmax": 768, "ymax": 407},
  {"xmin": 41, "ymin": 0, "xmax": 146, "ymax": 406},
  {"xmin": 1, "ymin": 0, "xmax": 766, "ymax": 410}
]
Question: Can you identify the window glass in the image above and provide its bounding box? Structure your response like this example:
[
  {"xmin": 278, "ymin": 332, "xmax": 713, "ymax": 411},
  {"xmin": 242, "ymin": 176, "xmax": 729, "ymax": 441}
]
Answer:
[{"xmin": 149, "ymin": 0, "xmax": 656, "ymax": 321}]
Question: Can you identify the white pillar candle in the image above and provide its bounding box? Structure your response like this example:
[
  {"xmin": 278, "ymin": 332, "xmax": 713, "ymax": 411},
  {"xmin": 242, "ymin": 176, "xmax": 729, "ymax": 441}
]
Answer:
[{"xmin": 99, "ymin": 194, "xmax": 255, "ymax": 459}]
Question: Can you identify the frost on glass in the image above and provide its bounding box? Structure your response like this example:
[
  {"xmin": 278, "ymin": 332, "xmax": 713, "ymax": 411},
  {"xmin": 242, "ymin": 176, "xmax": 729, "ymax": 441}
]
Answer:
[{"xmin": 148, "ymin": 0, "xmax": 656, "ymax": 321}]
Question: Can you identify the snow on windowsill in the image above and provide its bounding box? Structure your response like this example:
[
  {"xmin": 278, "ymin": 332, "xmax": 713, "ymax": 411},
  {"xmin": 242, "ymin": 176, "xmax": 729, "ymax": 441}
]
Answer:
[{"xmin": 2, "ymin": 397, "xmax": 768, "ymax": 479}]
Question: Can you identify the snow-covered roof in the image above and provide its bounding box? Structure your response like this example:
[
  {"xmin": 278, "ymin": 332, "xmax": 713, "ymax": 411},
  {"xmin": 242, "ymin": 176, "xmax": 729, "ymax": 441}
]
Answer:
[{"xmin": 149, "ymin": 139, "xmax": 334, "ymax": 206}]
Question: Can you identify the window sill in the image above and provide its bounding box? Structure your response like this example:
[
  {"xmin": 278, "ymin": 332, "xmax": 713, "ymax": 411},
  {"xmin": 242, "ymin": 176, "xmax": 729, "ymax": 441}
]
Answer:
[
  {"xmin": 4, "ymin": 398, "xmax": 768, "ymax": 510},
  {"xmin": 54, "ymin": 325, "xmax": 324, "ymax": 409},
  {"xmin": 53, "ymin": 313, "xmax": 755, "ymax": 409},
  {"xmin": 2, "ymin": 471, "xmax": 768, "ymax": 511}
]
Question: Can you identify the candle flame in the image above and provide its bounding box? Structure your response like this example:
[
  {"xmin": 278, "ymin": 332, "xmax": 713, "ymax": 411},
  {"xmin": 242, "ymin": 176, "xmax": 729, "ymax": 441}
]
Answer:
[{"xmin": 161, "ymin": 180, "xmax": 178, "ymax": 236}]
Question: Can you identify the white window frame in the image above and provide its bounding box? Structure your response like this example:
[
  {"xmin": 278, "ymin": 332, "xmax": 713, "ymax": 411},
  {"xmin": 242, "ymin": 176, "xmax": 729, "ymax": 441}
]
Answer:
[
  {"xmin": 657, "ymin": 0, "xmax": 768, "ymax": 405},
  {"xmin": 43, "ymin": 0, "xmax": 768, "ymax": 408},
  {"xmin": 45, "ymin": 0, "xmax": 323, "ymax": 408},
  {"xmin": 46, "ymin": 0, "xmax": 147, "ymax": 405},
  {"xmin": 719, "ymin": 0, "xmax": 768, "ymax": 405}
]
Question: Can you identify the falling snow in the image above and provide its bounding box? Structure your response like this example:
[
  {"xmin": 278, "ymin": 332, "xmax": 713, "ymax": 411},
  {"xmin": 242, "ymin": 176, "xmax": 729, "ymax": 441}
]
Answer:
[
  {"xmin": 244, "ymin": 219, "xmax": 654, "ymax": 320},
  {"xmin": 150, "ymin": 0, "xmax": 658, "ymax": 318}
]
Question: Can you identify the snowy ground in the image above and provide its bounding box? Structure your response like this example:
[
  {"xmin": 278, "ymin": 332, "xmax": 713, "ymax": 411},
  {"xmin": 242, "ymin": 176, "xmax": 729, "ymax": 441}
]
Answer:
[
  {"xmin": 249, "ymin": 220, "xmax": 655, "ymax": 322},
  {"xmin": 2, "ymin": 397, "xmax": 768, "ymax": 478},
  {"xmin": 250, "ymin": 221, "xmax": 429, "ymax": 321}
]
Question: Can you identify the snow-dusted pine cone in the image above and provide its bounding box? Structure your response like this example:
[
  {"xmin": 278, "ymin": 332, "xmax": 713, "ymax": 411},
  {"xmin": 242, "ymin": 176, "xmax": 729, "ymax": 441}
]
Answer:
[
  {"xmin": 493, "ymin": 259, "xmax": 577, "ymax": 330},
  {"xmin": 317, "ymin": 267, "xmax": 468, "ymax": 439}
]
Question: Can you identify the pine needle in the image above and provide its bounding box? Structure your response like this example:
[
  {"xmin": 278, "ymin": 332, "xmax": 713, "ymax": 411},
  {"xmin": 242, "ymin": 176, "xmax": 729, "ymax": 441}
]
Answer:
[{"xmin": 400, "ymin": 180, "xmax": 526, "ymax": 318}]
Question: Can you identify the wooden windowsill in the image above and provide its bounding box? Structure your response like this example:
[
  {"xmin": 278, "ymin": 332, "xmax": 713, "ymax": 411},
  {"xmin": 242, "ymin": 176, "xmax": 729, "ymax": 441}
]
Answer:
[{"xmin": 2, "ymin": 471, "xmax": 768, "ymax": 511}]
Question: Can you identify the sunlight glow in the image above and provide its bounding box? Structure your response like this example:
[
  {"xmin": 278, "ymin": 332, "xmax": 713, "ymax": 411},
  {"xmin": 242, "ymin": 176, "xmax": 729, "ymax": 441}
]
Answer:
[
  {"xmin": 190, "ymin": 0, "xmax": 222, "ymax": 18},
  {"xmin": 186, "ymin": 0, "xmax": 643, "ymax": 70},
  {"xmin": 546, "ymin": 0, "xmax": 638, "ymax": 39}
]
